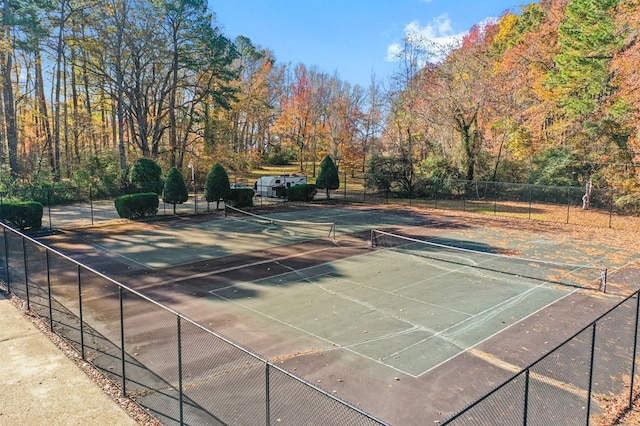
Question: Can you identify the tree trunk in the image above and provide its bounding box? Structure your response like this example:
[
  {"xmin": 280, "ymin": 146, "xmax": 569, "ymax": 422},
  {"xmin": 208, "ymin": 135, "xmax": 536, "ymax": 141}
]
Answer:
[
  {"xmin": 1, "ymin": 23, "xmax": 18, "ymax": 176},
  {"xmin": 35, "ymin": 50, "xmax": 56, "ymax": 178},
  {"xmin": 52, "ymin": 0, "xmax": 68, "ymax": 180},
  {"xmin": 169, "ymin": 27, "xmax": 179, "ymax": 167}
]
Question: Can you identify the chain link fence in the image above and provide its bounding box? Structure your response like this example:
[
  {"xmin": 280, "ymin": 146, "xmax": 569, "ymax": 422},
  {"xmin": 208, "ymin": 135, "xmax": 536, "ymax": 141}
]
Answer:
[
  {"xmin": 332, "ymin": 174, "xmax": 639, "ymax": 231},
  {"xmin": 2, "ymin": 176, "xmax": 638, "ymax": 231},
  {"xmin": 443, "ymin": 294, "xmax": 640, "ymax": 425},
  {"xmin": 3, "ymin": 216, "xmax": 640, "ymax": 424},
  {"xmin": 0, "ymin": 223, "xmax": 386, "ymax": 426}
]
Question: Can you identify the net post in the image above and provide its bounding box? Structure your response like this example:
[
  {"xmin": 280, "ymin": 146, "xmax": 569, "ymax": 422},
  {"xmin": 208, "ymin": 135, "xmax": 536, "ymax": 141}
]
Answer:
[
  {"xmin": 224, "ymin": 204, "xmax": 227, "ymax": 217},
  {"xmin": 370, "ymin": 229, "xmax": 375, "ymax": 247},
  {"xmin": 600, "ymin": 268, "xmax": 607, "ymax": 293}
]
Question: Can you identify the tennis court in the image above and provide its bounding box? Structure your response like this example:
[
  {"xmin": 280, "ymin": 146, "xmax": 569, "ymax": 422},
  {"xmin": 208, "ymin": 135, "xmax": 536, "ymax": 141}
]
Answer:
[
  {"xmin": 209, "ymin": 243, "xmax": 581, "ymax": 377},
  {"xmin": 40, "ymin": 204, "xmax": 634, "ymax": 424}
]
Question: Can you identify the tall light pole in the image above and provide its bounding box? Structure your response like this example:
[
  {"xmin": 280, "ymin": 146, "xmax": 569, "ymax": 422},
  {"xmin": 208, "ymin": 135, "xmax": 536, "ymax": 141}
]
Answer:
[
  {"xmin": 188, "ymin": 162, "xmax": 196, "ymax": 213},
  {"xmin": 187, "ymin": 162, "xmax": 195, "ymax": 183}
]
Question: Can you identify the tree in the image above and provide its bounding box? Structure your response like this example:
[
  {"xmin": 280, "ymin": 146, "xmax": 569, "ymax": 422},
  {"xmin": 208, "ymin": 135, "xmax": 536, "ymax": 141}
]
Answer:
[
  {"xmin": 549, "ymin": 0, "xmax": 621, "ymax": 119},
  {"xmin": 417, "ymin": 24, "xmax": 499, "ymax": 181},
  {"xmin": 1, "ymin": 0, "xmax": 52, "ymax": 177},
  {"xmin": 204, "ymin": 163, "xmax": 229, "ymax": 209},
  {"xmin": 130, "ymin": 158, "xmax": 163, "ymax": 194},
  {"xmin": 163, "ymin": 166, "xmax": 188, "ymax": 213},
  {"xmin": 315, "ymin": 155, "xmax": 339, "ymax": 199}
]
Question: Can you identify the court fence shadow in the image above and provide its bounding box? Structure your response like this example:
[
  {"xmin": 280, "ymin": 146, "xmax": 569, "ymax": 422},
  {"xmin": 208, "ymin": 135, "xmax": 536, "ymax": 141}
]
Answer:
[{"xmin": 0, "ymin": 222, "xmax": 386, "ymax": 426}]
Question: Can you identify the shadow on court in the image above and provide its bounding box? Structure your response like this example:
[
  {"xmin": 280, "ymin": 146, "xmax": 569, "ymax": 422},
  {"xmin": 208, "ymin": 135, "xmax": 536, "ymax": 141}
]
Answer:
[{"xmin": 35, "ymin": 205, "xmax": 640, "ymax": 425}]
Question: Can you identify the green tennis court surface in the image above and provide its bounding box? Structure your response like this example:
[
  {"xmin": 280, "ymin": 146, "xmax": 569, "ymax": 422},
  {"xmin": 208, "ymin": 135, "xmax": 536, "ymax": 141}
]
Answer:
[{"xmin": 208, "ymin": 240, "xmax": 576, "ymax": 377}]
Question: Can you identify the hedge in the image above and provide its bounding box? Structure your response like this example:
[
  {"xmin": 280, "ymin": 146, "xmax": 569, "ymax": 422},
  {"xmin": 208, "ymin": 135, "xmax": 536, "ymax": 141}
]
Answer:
[
  {"xmin": 287, "ymin": 184, "xmax": 317, "ymax": 201},
  {"xmin": 0, "ymin": 201, "xmax": 43, "ymax": 231},
  {"xmin": 114, "ymin": 192, "xmax": 159, "ymax": 219},
  {"xmin": 225, "ymin": 188, "xmax": 254, "ymax": 208}
]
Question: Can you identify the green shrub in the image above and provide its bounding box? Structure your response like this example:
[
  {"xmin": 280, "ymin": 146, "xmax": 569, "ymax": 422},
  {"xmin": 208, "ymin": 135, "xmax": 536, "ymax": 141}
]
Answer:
[
  {"xmin": 287, "ymin": 184, "xmax": 316, "ymax": 201},
  {"xmin": 0, "ymin": 201, "xmax": 43, "ymax": 231},
  {"xmin": 205, "ymin": 163, "xmax": 230, "ymax": 209},
  {"xmin": 315, "ymin": 155, "xmax": 339, "ymax": 199},
  {"xmin": 265, "ymin": 151, "xmax": 292, "ymax": 165},
  {"xmin": 163, "ymin": 166, "xmax": 189, "ymax": 214},
  {"xmin": 226, "ymin": 188, "xmax": 254, "ymax": 208},
  {"xmin": 129, "ymin": 158, "xmax": 163, "ymax": 194},
  {"xmin": 114, "ymin": 193, "xmax": 159, "ymax": 219},
  {"xmin": 614, "ymin": 193, "xmax": 640, "ymax": 215}
]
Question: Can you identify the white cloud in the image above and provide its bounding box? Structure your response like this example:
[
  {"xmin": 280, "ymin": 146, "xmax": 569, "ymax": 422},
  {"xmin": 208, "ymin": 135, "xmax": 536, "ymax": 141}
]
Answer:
[{"xmin": 386, "ymin": 14, "xmax": 499, "ymax": 63}]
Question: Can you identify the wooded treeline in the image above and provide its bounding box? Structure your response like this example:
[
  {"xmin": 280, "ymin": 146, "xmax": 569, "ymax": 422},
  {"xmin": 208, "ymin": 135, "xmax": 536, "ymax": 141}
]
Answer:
[{"xmin": 1, "ymin": 0, "xmax": 639, "ymax": 200}]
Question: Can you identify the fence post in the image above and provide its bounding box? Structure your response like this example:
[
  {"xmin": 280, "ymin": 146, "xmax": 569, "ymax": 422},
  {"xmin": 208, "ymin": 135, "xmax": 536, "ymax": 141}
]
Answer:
[
  {"xmin": 47, "ymin": 188, "xmax": 53, "ymax": 231},
  {"xmin": 46, "ymin": 250, "xmax": 53, "ymax": 331},
  {"xmin": 586, "ymin": 323, "xmax": 597, "ymax": 423},
  {"xmin": 265, "ymin": 363, "xmax": 271, "ymax": 426},
  {"xmin": 22, "ymin": 238, "xmax": 30, "ymax": 310},
  {"xmin": 344, "ymin": 170, "xmax": 347, "ymax": 199},
  {"xmin": 77, "ymin": 265, "xmax": 85, "ymax": 359},
  {"xmin": 609, "ymin": 191, "xmax": 614, "ymax": 229},
  {"xmin": 630, "ymin": 294, "xmax": 640, "ymax": 409},
  {"xmin": 523, "ymin": 369, "xmax": 530, "ymax": 426},
  {"xmin": 528, "ymin": 185, "xmax": 532, "ymax": 220},
  {"xmin": 119, "ymin": 286, "xmax": 127, "ymax": 396},
  {"xmin": 4, "ymin": 227, "xmax": 10, "ymax": 293},
  {"xmin": 178, "ymin": 316, "xmax": 184, "ymax": 425},
  {"xmin": 362, "ymin": 177, "xmax": 366, "ymax": 203},
  {"xmin": 566, "ymin": 187, "xmax": 571, "ymax": 224},
  {"xmin": 90, "ymin": 185, "xmax": 94, "ymax": 226}
]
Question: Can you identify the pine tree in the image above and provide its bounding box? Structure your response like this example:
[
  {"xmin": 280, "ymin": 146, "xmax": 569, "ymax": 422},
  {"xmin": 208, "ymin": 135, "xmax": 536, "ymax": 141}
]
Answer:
[
  {"xmin": 205, "ymin": 163, "xmax": 230, "ymax": 209},
  {"xmin": 163, "ymin": 166, "xmax": 189, "ymax": 214},
  {"xmin": 315, "ymin": 155, "xmax": 339, "ymax": 199}
]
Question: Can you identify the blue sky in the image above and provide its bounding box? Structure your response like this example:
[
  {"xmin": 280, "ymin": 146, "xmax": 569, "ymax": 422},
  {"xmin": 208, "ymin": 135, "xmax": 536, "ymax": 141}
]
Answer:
[{"xmin": 208, "ymin": 0, "xmax": 525, "ymax": 88}]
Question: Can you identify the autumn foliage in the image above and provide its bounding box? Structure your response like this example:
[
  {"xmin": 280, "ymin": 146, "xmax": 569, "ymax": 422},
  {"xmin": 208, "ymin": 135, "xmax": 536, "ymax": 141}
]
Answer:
[{"xmin": 2, "ymin": 0, "xmax": 640, "ymax": 201}]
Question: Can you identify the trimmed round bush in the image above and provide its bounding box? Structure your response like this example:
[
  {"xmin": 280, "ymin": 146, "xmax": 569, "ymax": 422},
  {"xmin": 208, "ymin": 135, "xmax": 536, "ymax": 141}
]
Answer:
[
  {"xmin": 130, "ymin": 158, "xmax": 163, "ymax": 194},
  {"xmin": 226, "ymin": 188, "xmax": 254, "ymax": 208},
  {"xmin": 0, "ymin": 201, "xmax": 43, "ymax": 231},
  {"xmin": 163, "ymin": 166, "xmax": 189, "ymax": 214},
  {"xmin": 205, "ymin": 163, "xmax": 230, "ymax": 209},
  {"xmin": 287, "ymin": 184, "xmax": 317, "ymax": 202},
  {"xmin": 114, "ymin": 193, "xmax": 159, "ymax": 219},
  {"xmin": 315, "ymin": 155, "xmax": 339, "ymax": 199}
]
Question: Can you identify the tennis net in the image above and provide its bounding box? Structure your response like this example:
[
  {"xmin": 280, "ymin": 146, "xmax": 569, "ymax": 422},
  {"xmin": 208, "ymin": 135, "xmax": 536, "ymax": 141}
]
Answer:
[
  {"xmin": 224, "ymin": 205, "xmax": 336, "ymax": 239},
  {"xmin": 371, "ymin": 229, "xmax": 607, "ymax": 291}
]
